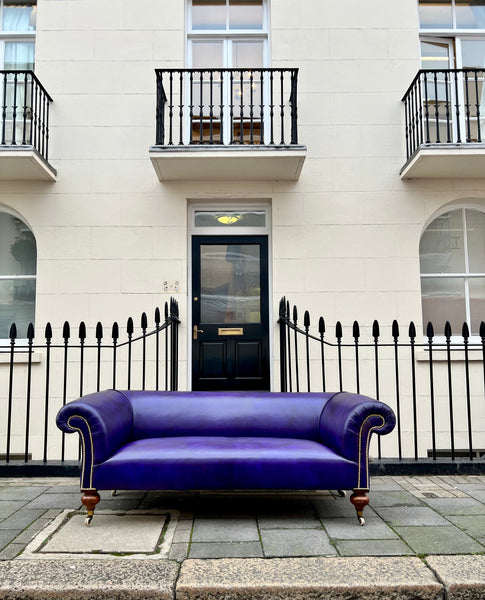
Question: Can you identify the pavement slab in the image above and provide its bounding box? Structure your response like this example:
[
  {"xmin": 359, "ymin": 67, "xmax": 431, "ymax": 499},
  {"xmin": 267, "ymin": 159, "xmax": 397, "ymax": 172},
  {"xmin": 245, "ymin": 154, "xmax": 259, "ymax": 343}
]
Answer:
[
  {"xmin": 321, "ymin": 516, "xmax": 398, "ymax": 540},
  {"xmin": 427, "ymin": 555, "xmax": 485, "ymax": 600},
  {"xmin": 394, "ymin": 525, "xmax": 485, "ymax": 554},
  {"xmin": 0, "ymin": 558, "xmax": 179, "ymax": 599},
  {"xmin": 260, "ymin": 528, "xmax": 337, "ymax": 557},
  {"xmin": 40, "ymin": 513, "xmax": 168, "ymax": 554},
  {"xmin": 177, "ymin": 556, "xmax": 443, "ymax": 600},
  {"xmin": 191, "ymin": 518, "xmax": 259, "ymax": 543}
]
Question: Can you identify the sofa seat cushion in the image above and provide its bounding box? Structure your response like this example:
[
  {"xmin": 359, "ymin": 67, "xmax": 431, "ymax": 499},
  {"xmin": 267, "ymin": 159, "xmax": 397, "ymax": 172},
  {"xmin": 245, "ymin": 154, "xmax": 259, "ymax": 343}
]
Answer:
[{"xmin": 93, "ymin": 436, "xmax": 357, "ymax": 491}]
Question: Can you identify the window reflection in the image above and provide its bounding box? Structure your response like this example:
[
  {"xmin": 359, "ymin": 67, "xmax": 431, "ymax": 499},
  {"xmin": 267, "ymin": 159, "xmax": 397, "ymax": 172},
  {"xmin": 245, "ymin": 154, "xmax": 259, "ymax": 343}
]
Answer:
[{"xmin": 200, "ymin": 244, "xmax": 261, "ymax": 324}]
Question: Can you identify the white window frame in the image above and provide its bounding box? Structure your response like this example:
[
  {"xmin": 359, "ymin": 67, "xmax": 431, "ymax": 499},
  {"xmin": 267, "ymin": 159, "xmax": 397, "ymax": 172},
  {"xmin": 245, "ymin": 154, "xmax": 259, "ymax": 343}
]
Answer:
[
  {"xmin": 186, "ymin": 0, "xmax": 271, "ymax": 144},
  {"xmin": 0, "ymin": 206, "xmax": 36, "ymax": 347},
  {"xmin": 420, "ymin": 204, "xmax": 485, "ymax": 340},
  {"xmin": 0, "ymin": 0, "xmax": 36, "ymax": 70}
]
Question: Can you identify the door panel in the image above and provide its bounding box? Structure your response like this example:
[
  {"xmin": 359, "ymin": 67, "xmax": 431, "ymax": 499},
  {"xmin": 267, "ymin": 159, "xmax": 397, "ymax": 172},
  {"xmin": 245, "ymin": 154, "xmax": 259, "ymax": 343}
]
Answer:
[{"xmin": 192, "ymin": 235, "xmax": 269, "ymax": 391}]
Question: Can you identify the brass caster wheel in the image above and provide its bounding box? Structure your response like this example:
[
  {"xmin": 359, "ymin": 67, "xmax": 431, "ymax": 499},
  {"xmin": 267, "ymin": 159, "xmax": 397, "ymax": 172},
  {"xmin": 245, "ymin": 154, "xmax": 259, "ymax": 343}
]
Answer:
[
  {"xmin": 85, "ymin": 516, "xmax": 92, "ymax": 527},
  {"xmin": 337, "ymin": 490, "xmax": 346, "ymax": 498},
  {"xmin": 358, "ymin": 517, "xmax": 365, "ymax": 526},
  {"xmin": 111, "ymin": 490, "xmax": 117, "ymax": 497}
]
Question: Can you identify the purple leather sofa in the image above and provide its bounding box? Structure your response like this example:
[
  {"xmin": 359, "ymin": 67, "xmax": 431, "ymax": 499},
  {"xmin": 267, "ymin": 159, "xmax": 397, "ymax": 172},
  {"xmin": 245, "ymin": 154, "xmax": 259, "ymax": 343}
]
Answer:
[{"xmin": 56, "ymin": 390, "xmax": 395, "ymax": 525}]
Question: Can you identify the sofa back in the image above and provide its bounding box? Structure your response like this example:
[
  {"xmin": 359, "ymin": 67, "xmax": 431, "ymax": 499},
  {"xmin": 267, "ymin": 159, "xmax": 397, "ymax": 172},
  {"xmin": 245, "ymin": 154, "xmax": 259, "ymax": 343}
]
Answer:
[{"xmin": 122, "ymin": 391, "xmax": 337, "ymax": 442}]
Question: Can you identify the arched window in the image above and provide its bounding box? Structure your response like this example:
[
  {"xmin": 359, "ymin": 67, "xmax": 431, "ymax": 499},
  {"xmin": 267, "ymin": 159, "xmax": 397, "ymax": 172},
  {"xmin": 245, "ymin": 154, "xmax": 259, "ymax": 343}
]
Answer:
[
  {"xmin": 420, "ymin": 207, "xmax": 485, "ymax": 335},
  {"xmin": 0, "ymin": 211, "xmax": 36, "ymax": 339}
]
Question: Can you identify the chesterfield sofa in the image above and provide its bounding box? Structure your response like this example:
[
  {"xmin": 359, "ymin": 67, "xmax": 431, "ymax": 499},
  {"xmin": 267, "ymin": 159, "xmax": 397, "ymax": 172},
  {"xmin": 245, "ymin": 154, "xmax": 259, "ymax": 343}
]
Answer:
[{"xmin": 56, "ymin": 390, "xmax": 396, "ymax": 526}]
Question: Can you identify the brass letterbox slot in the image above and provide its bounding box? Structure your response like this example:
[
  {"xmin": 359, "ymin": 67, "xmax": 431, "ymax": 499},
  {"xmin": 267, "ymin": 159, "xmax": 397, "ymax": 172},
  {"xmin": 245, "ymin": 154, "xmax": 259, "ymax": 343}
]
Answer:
[{"xmin": 218, "ymin": 327, "xmax": 244, "ymax": 336}]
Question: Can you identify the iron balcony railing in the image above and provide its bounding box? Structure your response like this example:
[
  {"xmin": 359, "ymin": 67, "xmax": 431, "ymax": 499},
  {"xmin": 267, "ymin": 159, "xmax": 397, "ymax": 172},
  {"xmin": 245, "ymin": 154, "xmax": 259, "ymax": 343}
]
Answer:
[
  {"xmin": 155, "ymin": 68, "xmax": 300, "ymax": 147},
  {"xmin": 279, "ymin": 297, "xmax": 485, "ymax": 465},
  {"xmin": 403, "ymin": 68, "xmax": 485, "ymax": 161},
  {"xmin": 0, "ymin": 299, "xmax": 180, "ymax": 464},
  {"xmin": 0, "ymin": 70, "xmax": 52, "ymax": 163}
]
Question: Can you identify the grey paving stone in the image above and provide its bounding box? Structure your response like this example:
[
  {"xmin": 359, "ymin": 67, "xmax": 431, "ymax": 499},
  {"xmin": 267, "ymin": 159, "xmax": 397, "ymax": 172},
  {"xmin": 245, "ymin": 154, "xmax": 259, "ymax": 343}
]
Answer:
[
  {"xmin": 168, "ymin": 542, "xmax": 189, "ymax": 561},
  {"xmin": 0, "ymin": 487, "xmax": 47, "ymax": 501},
  {"xmin": 394, "ymin": 525, "xmax": 485, "ymax": 555},
  {"xmin": 257, "ymin": 514, "xmax": 322, "ymax": 529},
  {"xmin": 369, "ymin": 479, "xmax": 406, "ymax": 492},
  {"xmin": 464, "ymin": 489, "xmax": 485, "ymax": 504},
  {"xmin": 176, "ymin": 519, "xmax": 194, "ymax": 531},
  {"xmin": 173, "ymin": 527, "xmax": 192, "ymax": 544},
  {"xmin": 0, "ymin": 530, "xmax": 21, "ymax": 551},
  {"xmin": 0, "ymin": 501, "xmax": 26, "ymax": 520},
  {"xmin": 24, "ymin": 493, "xmax": 82, "ymax": 510},
  {"xmin": 44, "ymin": 485, "xmax": 79, "ymax": 494},
  {"xmin": 322, "ymin": 517, "xmax": 398, "ymax": 540},
  {"xmin": 0, "ymin": 509, "xmax": 45, "ymax": 531},
  {"xmin": 374, "ymin": 506, "xmax": 449, "ymax": 526},
  {"xmin": 368, "ymin": 490, "xmax": 423, "ymax": 507},
  {"xmin": 311, "ymin": 496, "xmax": 377, "ymax": 519},
  {"xmin": 335, "ymin": 539, "xmax": 413, "ymax": 556},
  {"xmin": 422, "ymin": 496, "xmax": 485, "ymax": 515},
  {"xmin": 447, "ymin": 514, "xmax": 485, "ymax": 539},
  {"xmin": 177, "ymin": 556, "xmax": 442, "ymax": 599},
  {"xmin": 427, "ymin": 555, "xmax": 485, "ymax": 600},
  {"xmin": 189, "ymin": 542, "xmax": 264, "ymax": 558},
  {"xmin": 192, "ymin": 518, "xmax": 259, "ymax": 542},
  {"xmin": 97, "ymin": 497, "xmax": 144, "ymax": 511},
  {"xmin": 261, "ymin": 528, "xmax": 337, "ymax": 557},
  {"xmin": 0, "ymin": 543, "xmax": 24, "ymax": 561}
]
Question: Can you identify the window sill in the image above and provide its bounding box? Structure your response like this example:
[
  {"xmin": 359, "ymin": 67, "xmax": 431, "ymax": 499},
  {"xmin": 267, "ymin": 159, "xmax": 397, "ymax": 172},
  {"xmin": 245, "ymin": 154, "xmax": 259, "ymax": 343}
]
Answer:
[
  {"xmin": 416, "ymin": 349, "xmax": 483, "ymax": 362},
  {"xmin": 0, "ymin": 351, "xmax": 42, "ymax": 364}
]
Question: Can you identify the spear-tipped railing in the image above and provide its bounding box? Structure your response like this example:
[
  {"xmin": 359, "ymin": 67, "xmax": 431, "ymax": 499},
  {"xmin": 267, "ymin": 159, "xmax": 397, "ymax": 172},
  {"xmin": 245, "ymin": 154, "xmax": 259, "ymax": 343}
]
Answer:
[
  {"xmin": 1, "ymin": 299, "xmax": 180, "ymax": 464},
  {"xmin": 279, "ymin": 297, "xmax": 485, "ymax": 463}
]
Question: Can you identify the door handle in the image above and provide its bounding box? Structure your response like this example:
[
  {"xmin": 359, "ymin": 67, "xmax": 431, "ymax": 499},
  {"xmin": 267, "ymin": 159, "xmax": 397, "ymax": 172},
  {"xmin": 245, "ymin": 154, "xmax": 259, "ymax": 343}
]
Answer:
[{"xmin": 193, "ymin": 325, "xmax": 204, "ymax": 340}]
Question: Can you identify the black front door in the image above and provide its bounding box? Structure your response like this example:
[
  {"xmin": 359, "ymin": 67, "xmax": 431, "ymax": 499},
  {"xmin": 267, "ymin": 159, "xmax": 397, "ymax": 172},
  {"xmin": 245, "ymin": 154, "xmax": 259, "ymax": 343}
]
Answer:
[{"xmin": 192, "ymin": 235, "xmax": 270, "ymax": 391}]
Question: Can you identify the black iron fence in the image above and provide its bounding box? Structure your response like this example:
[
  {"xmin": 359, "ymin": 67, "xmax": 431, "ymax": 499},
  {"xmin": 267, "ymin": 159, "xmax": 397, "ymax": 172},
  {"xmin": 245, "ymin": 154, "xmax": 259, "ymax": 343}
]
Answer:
[
  {"xmin": 0, "ymin": 299, "xmax": 180, "ymax": 464},
  {"xmin": 155, "ymin": 68, "xmax": 299, "ymax": 146},
  {"xmin": 403, "ymin": 68, "xmax": 485, "ymax": 161},
  {"xmin": 0, "ymin": 70, "xmax": 52, "ymax": 163},
  {"xmin": 279, "ymin": 298, "xmax": 485, "ymax": 464}
]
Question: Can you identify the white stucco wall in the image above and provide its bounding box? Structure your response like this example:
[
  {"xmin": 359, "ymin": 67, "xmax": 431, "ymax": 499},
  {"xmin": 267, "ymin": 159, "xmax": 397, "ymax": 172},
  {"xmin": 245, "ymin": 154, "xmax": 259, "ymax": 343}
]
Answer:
[{"xmin": 1, "ymin": 0, "xmax": 484, "ymax": 460}]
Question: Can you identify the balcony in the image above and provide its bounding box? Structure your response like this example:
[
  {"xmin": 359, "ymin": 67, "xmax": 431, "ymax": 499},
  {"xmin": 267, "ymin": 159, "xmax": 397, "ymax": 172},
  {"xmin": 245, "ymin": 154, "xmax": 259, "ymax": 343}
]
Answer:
[
  {"xmin": 149, "ymin": 68, "xmax": 306, "ymax": 182},
  {"xmin": 401, "ymin": 68, "xmax": 485, "ymax": 179},
  {"xmin": 0, "ymin": 71, "xmax": 56, "ymax": 181}
]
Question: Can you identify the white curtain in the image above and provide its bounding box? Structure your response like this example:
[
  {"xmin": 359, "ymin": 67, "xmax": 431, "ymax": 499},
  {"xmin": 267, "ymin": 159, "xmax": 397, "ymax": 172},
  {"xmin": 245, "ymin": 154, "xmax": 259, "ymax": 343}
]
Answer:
[
  {"xmin": 4, "ymin": 41, "xmax": 34, "ymax": 70},
  {"xmin": 3, "ymin": 5, "xmax": 35, "ymax": 32}
]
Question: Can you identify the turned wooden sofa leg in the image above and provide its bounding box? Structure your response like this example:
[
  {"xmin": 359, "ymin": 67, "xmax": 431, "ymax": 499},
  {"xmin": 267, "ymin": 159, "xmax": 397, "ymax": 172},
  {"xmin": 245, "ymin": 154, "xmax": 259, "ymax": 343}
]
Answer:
[
  {"xmin": 350, "ymin": 488, "xmax": 369, "ymax": 526},
  {"xmin": 81, "ymin": 490, "xmax": 100, "ymax": 526}
]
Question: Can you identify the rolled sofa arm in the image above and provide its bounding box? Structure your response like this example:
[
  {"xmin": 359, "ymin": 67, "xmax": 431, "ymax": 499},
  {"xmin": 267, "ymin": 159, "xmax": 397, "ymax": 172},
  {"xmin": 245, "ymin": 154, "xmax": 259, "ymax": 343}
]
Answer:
[
  {"xmin": 56, "ymin": 390, "xmax": 134, "ymax": 490},
  {"xmin": 319, "ymin": 392, "xmax": 396, "ymax": 489}
]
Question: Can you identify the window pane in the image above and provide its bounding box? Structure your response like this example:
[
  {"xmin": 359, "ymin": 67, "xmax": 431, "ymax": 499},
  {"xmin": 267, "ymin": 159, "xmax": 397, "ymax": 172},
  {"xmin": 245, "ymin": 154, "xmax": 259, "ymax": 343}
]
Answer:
[
  {"xmin": 3, "ymin": 1, "xmax": 36, "ymax": 31},
  {"xmin": 232, "ymin": 40, "xmax": 263, "ymax": 67},
  {"xmin": 4, "ymin": 41, "xmax": 34, "ymax": 69},
  {"xmin": 469, "ymin": 277, "xmax": 485, "ymax": 333},
  {"xmin": 466, "ymin": 209, "xmax": 485, "ymax": 272},
  {"xmin": 420, "ymin": 40, "xmax": 452, "ymax": 68},
  {"xmin": 461, "ymin": 39, "xmax": 485, "ymax": 68},
  {"xmin": 456, "ymin": 0, "xmax": 485, "ymax": 28},
  {"xmin": 194, "ymin": 210, "xmax": 265, "ymax": 227},
  {"xmin": 421, "ymin": 277, "xmax": 466, "ymax": 333},
  {"xmin": 229, "ymin": 0, "xmax": 263, "ymax": 29},
  {"xmin": 420, "ymin": 211, "xmax": 465, "ymax": 274},
  {"xmin": 0, "ymin": 213, "xmax": 36, "ymax": 276},
  {"xmin": 419, "ymin": 0, "xmax": 453, "ymax": 28},
  {"xmin": 192, "ymin": 0, "xmax": 226, "ymax": 30},
  {"xmin": 191, "ymin": 40, "xmax": 224, "ymax": 68},
  {"xmin": 0, "ymin": 278, "xmax": 35, "ymax": 338},
  {"xmin": 200, "ymin": 244, "xmax": 261, "ymax": 323}
]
